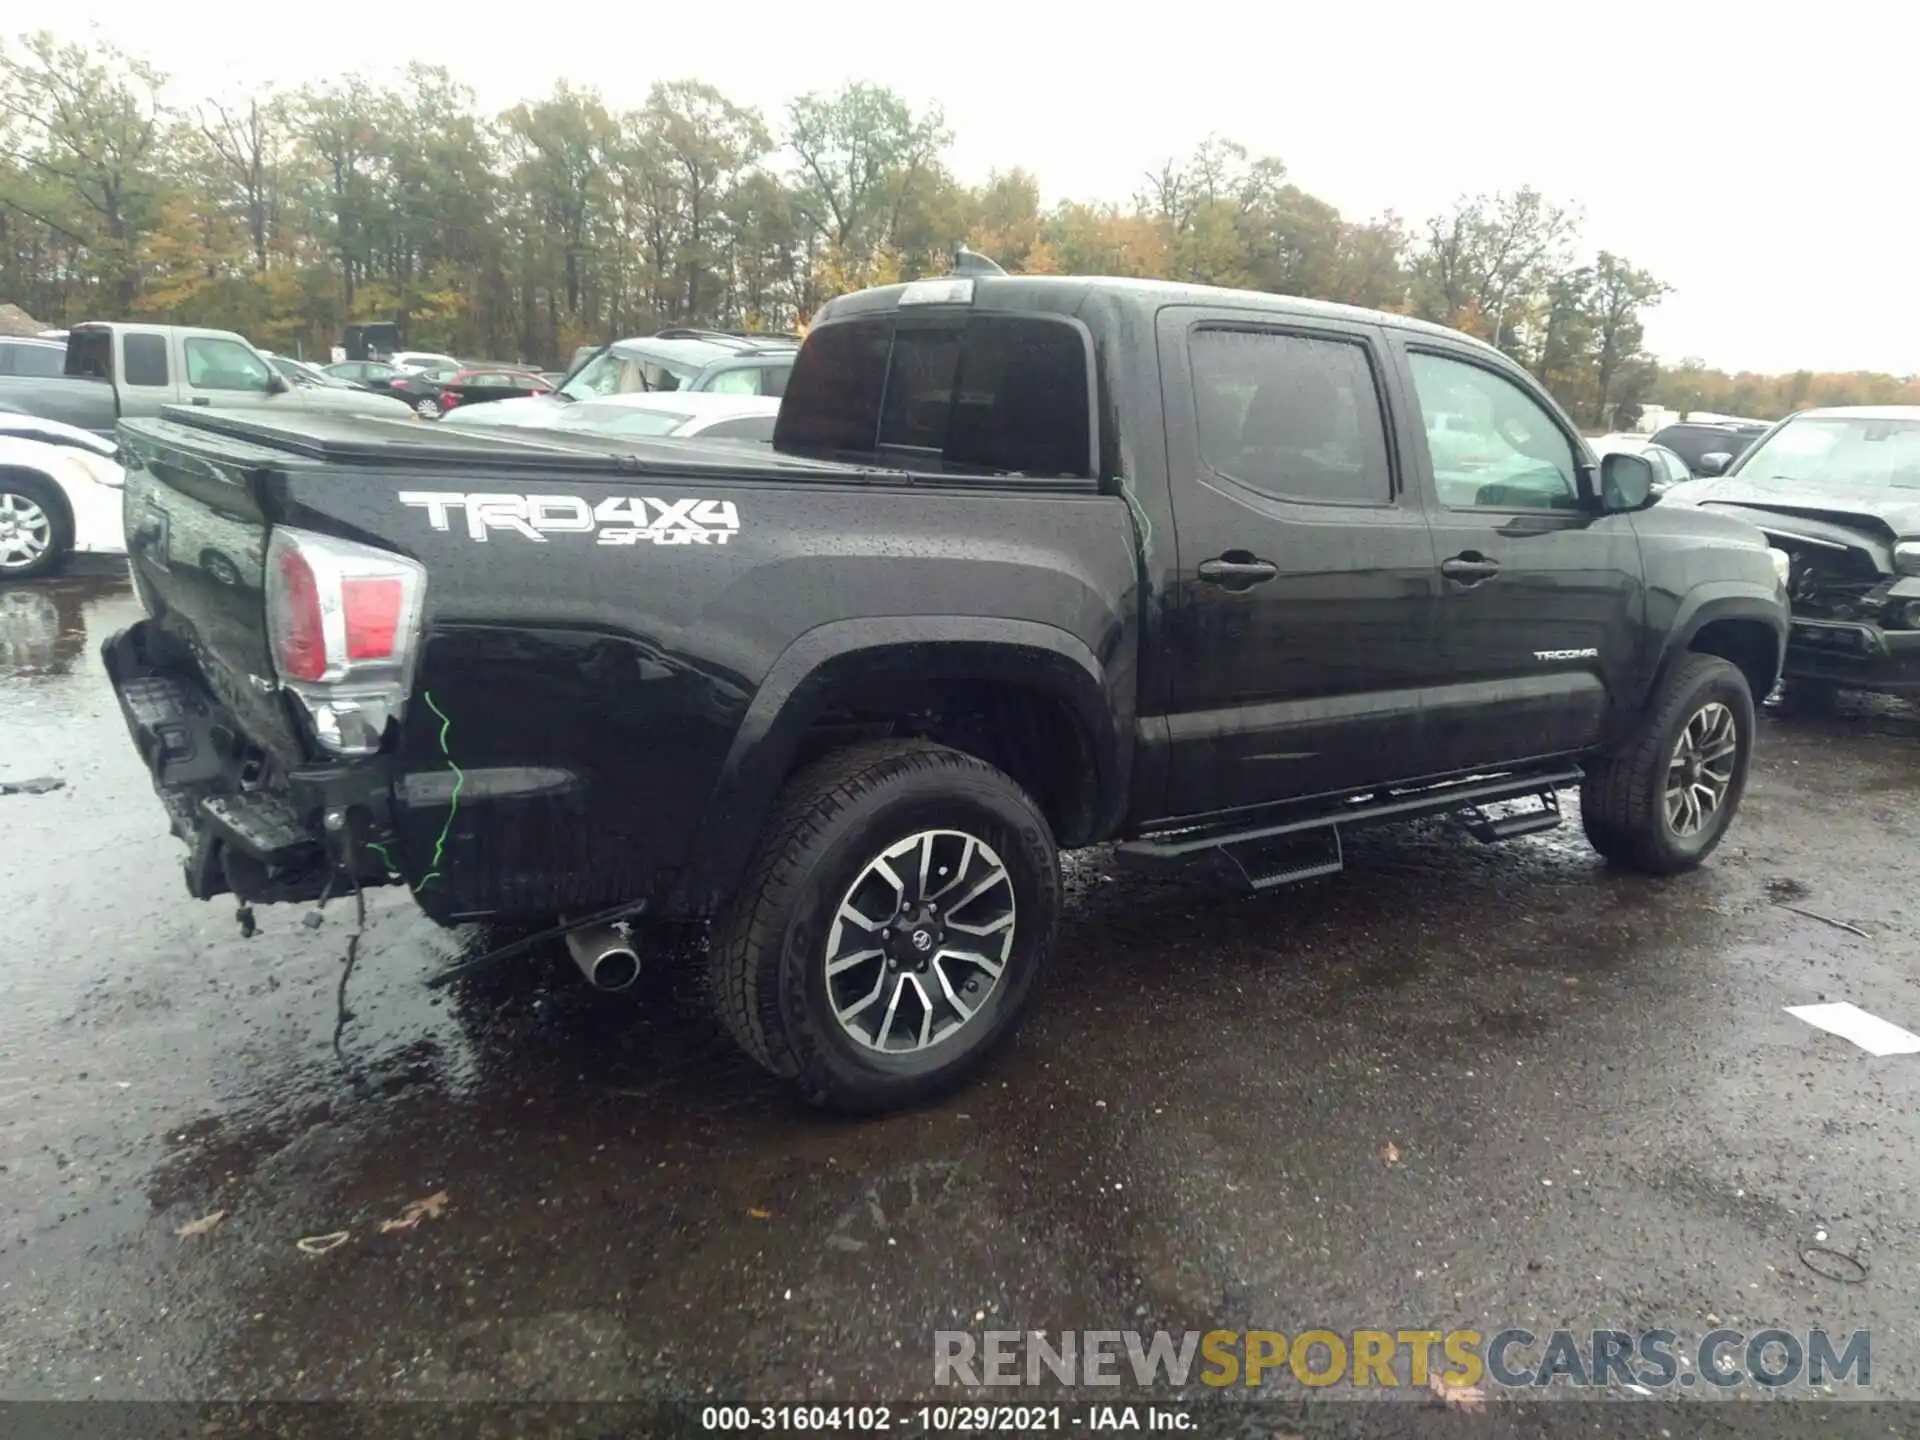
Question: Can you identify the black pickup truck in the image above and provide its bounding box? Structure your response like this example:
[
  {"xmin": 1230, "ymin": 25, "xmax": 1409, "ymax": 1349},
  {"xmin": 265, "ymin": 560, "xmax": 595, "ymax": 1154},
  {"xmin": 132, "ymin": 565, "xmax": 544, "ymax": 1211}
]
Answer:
[{"xmin": 103, "ymin": 268, "xmax": 1791, "ymax": 1110}]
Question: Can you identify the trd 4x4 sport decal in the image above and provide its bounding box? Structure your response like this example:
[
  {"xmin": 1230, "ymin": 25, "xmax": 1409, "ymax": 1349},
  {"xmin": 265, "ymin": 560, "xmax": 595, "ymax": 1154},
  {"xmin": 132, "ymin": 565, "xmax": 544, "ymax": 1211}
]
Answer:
[{"xmin": 396, "ymin": 491, "xmax": 741, "ymax": 546}]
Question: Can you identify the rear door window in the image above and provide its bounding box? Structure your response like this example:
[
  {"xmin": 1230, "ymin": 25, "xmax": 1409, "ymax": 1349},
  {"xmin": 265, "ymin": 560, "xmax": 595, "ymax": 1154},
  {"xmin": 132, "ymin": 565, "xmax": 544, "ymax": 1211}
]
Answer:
[
  {"xmin": 641, "ymin": 360, "xmax": 694, "ymax": 392},
  {"xmin": 121, "ymin": 334, "xmax": 169, "ymax": 387},
  {"xmin": 1188, "ymin": 328, "xmax": 1393, "ymax": 505},
  {"xmin": 777, "ymin": 313, "xmax": 1093, "ymax": 478},
  {"xmin": 706, "ymin": 366, "xmax": 761, "ymax": 395}
]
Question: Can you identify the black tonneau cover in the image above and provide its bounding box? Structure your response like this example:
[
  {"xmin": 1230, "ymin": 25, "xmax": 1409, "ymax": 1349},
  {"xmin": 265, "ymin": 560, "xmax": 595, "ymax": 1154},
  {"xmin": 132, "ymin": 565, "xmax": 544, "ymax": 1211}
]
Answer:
[
  {"xmin": 123, "ymin": 405, "xmax": 1103, "ymax": 494},
  {"xmin": 128, "ymin": 404, "xmax": 895, "ymax": 483}
]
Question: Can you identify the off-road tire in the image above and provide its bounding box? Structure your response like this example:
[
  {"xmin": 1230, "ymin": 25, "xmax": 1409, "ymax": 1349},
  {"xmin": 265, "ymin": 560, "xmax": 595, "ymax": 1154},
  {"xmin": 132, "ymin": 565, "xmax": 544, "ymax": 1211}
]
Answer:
[
  {"xmin": 0, "ymin": 471, "xmax": 71, "ymax": 581},
  {"xmin": 710, "ymin": 739, "xmax": 1060, "ymax": 1112},
  {"xmin": 1581, "ymin": 654, "xmax": 1754, "ymax": 874}
]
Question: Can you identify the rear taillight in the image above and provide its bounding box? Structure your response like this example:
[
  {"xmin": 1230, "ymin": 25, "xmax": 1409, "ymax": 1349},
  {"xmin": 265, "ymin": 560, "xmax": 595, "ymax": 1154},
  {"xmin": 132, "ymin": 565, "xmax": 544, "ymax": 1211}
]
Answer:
[
  {"xmin": 276, "ymin": 546, "xmax": 327, "ymax": 680},
  {"xmin": 265, "ymin": 526, "xmax": 427, "ymax": 755},
  {"xmin": 343, "ymin": 576, "xmax": 403, "ymax": 659}
]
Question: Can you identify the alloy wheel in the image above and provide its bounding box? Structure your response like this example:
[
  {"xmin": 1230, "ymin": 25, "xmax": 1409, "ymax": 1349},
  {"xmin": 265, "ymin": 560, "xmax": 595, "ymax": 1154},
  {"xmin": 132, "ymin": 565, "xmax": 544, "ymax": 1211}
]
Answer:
[
  {"xmin": 1666, "ymin": 700, "xmax": 1738, "ymax": 836},
  {"xmin": 0, "ymin": 491, "xmax": 52, "ymax": 571},
  {"xmin": 823, "ymin": 829, "xmax": 1017, "ymax": 1054}
]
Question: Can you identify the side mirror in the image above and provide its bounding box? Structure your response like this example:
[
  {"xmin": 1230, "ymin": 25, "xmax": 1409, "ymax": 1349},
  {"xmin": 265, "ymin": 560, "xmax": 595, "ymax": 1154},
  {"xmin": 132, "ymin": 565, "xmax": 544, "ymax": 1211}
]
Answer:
[
  {"xmin": 265, "ymin": 372, "xmax": 290, "ymax": 396},
  {"xmin": 1599, "ymin": 451, "xmax": 1656, "ymax": 512},
  {"xmin": 1697, "ymin": 452, "xmax": 1732, "ymax": 477}
]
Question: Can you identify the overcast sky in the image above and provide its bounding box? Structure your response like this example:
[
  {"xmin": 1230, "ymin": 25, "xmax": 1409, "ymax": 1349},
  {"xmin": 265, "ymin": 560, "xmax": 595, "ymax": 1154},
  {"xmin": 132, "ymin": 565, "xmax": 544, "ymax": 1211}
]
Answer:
[{"xmin": 42, "ymin": 0, "xmax": 1918, "ymax": 375}]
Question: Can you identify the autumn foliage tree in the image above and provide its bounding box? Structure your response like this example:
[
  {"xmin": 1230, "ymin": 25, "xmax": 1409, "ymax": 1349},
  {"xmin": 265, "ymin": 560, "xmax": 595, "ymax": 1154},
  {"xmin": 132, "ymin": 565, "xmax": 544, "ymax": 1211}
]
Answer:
[{"xmin": 2, "ymin": 30, "xmax": 1908, "ymax": 421}]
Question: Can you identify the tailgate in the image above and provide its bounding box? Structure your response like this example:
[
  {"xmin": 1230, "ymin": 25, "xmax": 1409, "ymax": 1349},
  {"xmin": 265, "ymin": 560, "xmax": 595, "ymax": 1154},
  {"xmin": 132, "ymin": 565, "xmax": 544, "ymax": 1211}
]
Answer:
[{"xmin": 116, "ymin": 417, "xmax": 308, "ymax": 766}]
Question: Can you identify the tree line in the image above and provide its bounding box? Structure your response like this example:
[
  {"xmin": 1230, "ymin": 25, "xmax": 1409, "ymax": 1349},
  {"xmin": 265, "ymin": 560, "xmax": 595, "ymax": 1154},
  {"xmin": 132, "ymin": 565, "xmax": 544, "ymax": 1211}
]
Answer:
[{"xmin": 3, "ymin": 30, "xmax": 1914, "ymax": 426}]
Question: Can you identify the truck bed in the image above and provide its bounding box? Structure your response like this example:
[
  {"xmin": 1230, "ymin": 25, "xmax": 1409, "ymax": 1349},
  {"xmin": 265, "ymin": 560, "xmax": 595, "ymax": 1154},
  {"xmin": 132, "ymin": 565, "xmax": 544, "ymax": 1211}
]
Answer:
[{"xmin": 110, "ymin": 406, "xmax": 1137, "ymax": 922}]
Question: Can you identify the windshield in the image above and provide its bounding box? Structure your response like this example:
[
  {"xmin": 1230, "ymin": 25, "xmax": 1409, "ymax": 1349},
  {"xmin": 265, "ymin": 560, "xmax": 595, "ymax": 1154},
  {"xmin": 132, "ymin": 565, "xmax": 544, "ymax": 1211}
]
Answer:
[
  {"xmin": 1733, "ymin": 416, "xmax": 1920, "ymax": 488},
  {"xmin": 553, "ymin": 403, "xmax": 693, "ymax": 435},
  {"xmin": 560, "ymin": 347, "xmax": 703, "ymax": 401}
]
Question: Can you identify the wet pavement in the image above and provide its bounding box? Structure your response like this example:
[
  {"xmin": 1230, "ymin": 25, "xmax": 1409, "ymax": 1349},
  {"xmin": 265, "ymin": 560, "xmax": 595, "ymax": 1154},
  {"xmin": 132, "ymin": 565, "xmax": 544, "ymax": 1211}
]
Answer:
[{"xmin": 4, "ymin": 572, "xmax": 1920, "ymax": 1424}]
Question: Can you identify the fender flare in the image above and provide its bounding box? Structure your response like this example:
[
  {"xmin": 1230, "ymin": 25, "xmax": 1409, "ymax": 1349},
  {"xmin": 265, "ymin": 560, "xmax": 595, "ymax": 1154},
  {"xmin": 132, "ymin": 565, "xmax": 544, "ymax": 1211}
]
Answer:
[
  {"xmin": 683, "ymin": 616, "xmax": 1130, "ymax": 909},
  {"xmin": 1648, "ymin": 581, "xmax": 1788, "ymax": 710}
]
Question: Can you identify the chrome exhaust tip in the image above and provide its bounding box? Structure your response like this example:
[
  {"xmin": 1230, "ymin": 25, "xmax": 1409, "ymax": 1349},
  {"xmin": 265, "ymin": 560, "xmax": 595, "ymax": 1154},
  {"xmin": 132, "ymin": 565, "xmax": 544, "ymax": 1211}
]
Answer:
[{"xmin": 565, "ymin": 923, "xmax": 641, "ymax": 992}]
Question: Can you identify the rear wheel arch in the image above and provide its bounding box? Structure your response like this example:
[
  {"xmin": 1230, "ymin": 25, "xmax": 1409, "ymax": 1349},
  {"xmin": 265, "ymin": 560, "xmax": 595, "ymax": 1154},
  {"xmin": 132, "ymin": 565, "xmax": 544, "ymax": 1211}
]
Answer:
[{"xmin": 688, "ymin": 621, "xmax": 1129, "ymax": 911}]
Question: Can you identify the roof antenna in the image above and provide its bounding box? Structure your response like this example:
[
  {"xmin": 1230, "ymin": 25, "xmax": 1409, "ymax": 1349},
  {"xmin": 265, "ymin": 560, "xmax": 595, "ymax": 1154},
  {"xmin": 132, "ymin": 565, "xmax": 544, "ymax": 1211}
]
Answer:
[{"xmin": 950, "ymin": 244, "xmax": 1006, "ymax": 277}]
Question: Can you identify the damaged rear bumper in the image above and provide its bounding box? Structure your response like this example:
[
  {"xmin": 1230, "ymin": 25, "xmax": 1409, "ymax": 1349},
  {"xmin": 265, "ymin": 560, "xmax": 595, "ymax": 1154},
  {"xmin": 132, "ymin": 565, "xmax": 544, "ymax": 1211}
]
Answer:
[
  {"xmin": 102, "ymin": 621, "xmax": 395, "ymax": 903},
  {"xmin": 1783, "ymin": 618, "xmax": 1920, "ymax": 694}
]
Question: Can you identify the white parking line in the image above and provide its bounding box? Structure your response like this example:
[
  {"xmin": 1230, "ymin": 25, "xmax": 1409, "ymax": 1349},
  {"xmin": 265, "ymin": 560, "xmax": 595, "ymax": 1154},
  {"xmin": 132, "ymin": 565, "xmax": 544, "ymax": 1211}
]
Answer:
[{"xmin": 1785, "ymin": 1002, "xmax": 1920, "ymax": 1057}]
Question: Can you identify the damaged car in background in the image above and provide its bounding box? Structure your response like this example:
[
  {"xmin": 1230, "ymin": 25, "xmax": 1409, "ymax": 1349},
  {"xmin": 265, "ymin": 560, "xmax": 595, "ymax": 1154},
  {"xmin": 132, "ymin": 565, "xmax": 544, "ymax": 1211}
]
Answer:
[{"xmin": 1665, "ymin": 407, "xmax": 1920, "ymax": 701}]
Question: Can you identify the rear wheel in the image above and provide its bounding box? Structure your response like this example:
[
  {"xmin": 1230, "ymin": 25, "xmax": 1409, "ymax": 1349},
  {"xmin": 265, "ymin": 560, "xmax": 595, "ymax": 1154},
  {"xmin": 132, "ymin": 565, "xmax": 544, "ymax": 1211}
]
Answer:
[
  {"xmin": 0, "ymin": 474, "xmax": 69, "ymax": 580},
  {"xmin": 1581, "ymin": 654, "xmax": 1754, "ymax": 874},
  {"xmin": 710, "ymin": 740, "xmax": 1060, "ymax": 1112},
  {"xmin": 413, "ymin": 396, "xmax": 441, "ymax": 419}
]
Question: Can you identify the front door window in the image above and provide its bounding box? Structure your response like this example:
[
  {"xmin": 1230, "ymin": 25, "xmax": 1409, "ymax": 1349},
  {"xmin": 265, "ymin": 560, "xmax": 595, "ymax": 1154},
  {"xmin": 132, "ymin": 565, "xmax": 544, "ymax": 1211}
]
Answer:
[{"xmin": 1407, "ymin": 352, "xmax": 1579, "ymax": 512}]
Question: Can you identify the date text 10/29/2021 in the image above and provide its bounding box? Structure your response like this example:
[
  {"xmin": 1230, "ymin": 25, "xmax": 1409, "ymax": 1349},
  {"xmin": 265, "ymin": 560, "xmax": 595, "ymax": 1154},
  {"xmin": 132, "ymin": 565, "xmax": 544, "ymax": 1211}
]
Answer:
[{"xmin": 701, "ymin": 1407, "xmax": 1186, "ymax": 1431}]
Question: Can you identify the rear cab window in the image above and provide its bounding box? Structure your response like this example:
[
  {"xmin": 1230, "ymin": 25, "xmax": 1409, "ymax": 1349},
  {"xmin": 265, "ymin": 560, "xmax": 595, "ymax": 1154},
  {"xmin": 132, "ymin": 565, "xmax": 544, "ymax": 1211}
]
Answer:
[
  {"xmin": 776, "ymin": 312, "xmax": 1095, "ymax": 479},
  {"xmin": 68, "ymin": 329, "xmax": 116, "ymax": 383}
]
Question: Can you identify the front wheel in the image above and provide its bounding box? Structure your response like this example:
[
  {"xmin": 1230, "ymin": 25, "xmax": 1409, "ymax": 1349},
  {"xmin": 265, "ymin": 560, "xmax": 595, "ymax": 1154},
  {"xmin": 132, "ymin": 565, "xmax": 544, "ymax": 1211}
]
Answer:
[
  {"xmin": 1581, "ymin": 654, "xmax": 1754, "ymax": 874},
  {"xmin": 413, "ymin": 396, "xmax": 441, "ymax": 419},
  {"xmin": 710, "ymin": 740, "xmax": 1060, "ymax": 1112}
]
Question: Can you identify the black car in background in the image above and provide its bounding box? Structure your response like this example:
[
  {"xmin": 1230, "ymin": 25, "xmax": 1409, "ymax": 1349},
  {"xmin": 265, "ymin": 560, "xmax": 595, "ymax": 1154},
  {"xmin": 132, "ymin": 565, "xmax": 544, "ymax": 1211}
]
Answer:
[
  {"xmin": 381, "ymin": 368, "xmax": 455, "ymax": 416},
  {"xmin": 1651, "ymin": 421, "xmax": 1772, "ymax": 476},
  {"xmin": 434, "ymin": 367, "xmax": 555, "ymax": 418}
]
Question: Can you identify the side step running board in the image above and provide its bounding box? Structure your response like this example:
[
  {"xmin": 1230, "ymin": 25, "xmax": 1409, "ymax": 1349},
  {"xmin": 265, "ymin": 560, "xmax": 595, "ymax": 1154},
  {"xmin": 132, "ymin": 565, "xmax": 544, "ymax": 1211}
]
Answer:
[
  {"xmin": 1117, "ymin": 766, "xmax": 1581, "ymax": 894},
  {"xmin": 1460, "ymin": 788, "xmax": 1563, "ymax": 843},
  {"xmin": 1237, "ymin": 830, "xmax": 1344, "ymax": 891}
]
